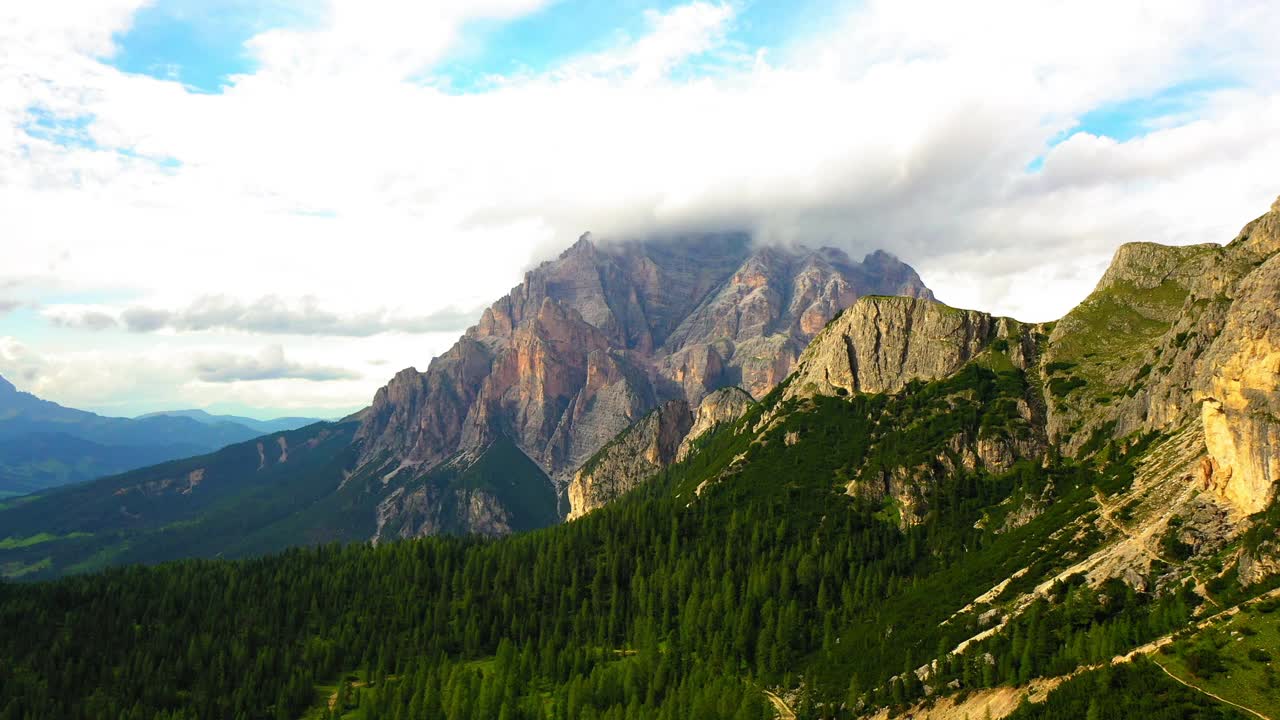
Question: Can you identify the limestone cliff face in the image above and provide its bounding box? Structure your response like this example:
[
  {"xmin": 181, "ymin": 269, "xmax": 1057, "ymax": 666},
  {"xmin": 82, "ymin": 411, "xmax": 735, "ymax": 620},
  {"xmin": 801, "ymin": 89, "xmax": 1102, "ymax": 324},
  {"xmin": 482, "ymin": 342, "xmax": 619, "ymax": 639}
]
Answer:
[
  {"xmin": 352, "ymin": 339, "xmax": 495, "ymax": 470},
  {"xmin": 1041, "ymin": 241, "xmax": 1224, "ymax": 453},
  {"xmin": 658, "ymin": 248, "xmax": 934, "ymax": 400},
  {"xmin": 1193, "ymin": 253, "xmax": 1280, "ymax": 515},
  {"xmin": 1190, "ymin": 201, "xmax": 1280, "ymax": 515},
  {"xmin": 1041, "ymin": 195, "xmax": 1280, "ymax": 517},
  {"xmin": 676, "ymin": 387, "xmax": 755, "ymax": 462},
  {"xmin": 351, "ymin": 233, "xmax": 934, "ymax": 535},
  {"xmin": 785, "ymin": 296, "xmax": 1031, "ymax": 399},
  {"xmin": 565, "ymin": 387, "xmax": 756, "ymax": 519},
  {"xmin": 373, "ymin": 483, "xmax": 514, "ymax": 541},
  {"xmin": 460, "ymin": 297, "xmax": 656, "ymax": 478},
  {"xmin": 565, "ymin": 400, "xmax": 693, "ymax": 520}
]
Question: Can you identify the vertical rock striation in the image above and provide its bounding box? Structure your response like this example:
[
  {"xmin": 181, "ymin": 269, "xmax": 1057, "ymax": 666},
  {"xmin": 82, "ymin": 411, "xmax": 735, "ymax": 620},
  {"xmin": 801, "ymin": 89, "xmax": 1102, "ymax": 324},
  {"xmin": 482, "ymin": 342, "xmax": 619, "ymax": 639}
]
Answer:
[
  {"xmin": 565, "ymin": 400, "xmax": 693, "ymax": 520},
  {"xmin": 676, "ymin": 387, "xmax": 756, "ymax": 462},
  {"xmin": 785, "ymin": 296, "xmax": 1032, "ymax": 399},
  {"xmin": 351, "ymin": 233, "xmax": 934, "ymax": 534}
]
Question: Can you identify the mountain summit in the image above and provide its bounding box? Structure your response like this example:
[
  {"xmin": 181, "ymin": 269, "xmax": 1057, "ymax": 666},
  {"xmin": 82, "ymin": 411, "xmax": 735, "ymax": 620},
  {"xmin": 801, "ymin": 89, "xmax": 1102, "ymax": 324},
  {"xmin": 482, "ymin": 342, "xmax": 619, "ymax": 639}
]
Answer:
[{"xmin": 349, "ymin": 233, "xmax": 932, "ymax": 536}]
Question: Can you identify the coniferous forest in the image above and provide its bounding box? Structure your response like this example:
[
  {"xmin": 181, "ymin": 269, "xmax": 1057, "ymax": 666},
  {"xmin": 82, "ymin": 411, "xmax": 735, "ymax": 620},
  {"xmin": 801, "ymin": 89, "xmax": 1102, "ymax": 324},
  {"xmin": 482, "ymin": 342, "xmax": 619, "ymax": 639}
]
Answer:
[{"xmin": 3, "ymin": 365, "xmax": 1270, "ymax": 719}]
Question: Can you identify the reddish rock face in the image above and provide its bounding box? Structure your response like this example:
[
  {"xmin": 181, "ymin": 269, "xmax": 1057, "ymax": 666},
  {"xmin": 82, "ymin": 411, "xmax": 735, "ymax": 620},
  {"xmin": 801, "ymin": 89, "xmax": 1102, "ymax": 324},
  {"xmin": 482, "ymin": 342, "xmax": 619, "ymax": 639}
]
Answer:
[{"xmin": 353, "ymin": 233, "xmax": 934, "ymax": 500}]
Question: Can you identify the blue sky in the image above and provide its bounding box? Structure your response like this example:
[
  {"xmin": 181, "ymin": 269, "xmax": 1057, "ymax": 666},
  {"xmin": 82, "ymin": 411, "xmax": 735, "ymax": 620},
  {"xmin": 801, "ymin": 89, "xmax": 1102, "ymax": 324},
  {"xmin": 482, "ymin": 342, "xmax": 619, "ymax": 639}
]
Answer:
[
  {"xmin": 109, "ymin": 0, "xmax": 312, "ymax": 92},
  {"xmin": 2, "ymin": 0, "xmax": 1278, "ymax": 418},
  {"xmin": 100, "ymin": 0, "xmax": 1244, "ymax": 176},
  {"xmin": 106, "ymin": 0, "xmax": 842, "ymax": 92},
  {"xmin": 1024, "ymin": 78, "xmax": 1237, "ymax": 172}
]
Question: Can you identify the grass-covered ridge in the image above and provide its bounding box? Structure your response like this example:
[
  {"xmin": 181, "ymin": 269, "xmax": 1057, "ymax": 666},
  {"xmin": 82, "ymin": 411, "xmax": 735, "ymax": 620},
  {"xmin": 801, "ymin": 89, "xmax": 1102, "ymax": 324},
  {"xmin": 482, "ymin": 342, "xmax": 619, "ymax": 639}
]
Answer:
[{"xmin": 0, "ymin": 422, "xmax": 363, "ymax": 580}]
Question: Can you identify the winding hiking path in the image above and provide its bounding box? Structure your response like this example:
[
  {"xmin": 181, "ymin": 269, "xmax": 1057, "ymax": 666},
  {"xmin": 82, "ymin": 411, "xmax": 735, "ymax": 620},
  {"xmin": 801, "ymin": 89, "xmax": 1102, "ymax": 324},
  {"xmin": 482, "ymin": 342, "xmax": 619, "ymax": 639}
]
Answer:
[
  {"xmin": 1151, "ymin": 659, "xmax": 1273, "ymax": 720},
  {"xmin": 763, "ymin": 689, "xmax": 796, "ymax": 720},
  {"xmin": 884, "ymin": 586, "xmax": 1280, "ymax": 720},
  {"xmin": 1091, "ymin": 488, "xmax": 1221, "ymax": 607}
]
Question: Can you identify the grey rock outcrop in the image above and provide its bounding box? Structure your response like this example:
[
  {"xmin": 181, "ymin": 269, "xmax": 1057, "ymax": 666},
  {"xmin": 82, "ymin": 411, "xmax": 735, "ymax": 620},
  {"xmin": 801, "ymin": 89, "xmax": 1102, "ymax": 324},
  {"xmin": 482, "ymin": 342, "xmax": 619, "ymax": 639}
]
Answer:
[
  {"xmin": 565, "ymin": 386, "xmax": 757, "ymax": 519},
  {"xmin": 676, "ymin": 387, "xmax": 755, "ymax": 462},
  {"xmin": 565, "ymin": 400, "xmax": 693, "ymax": 520},
  {"xmin": 1239, "ymin": 540, "xmax": 1280, "ymax": 586},
  {"xmin": 373, "ymin": 483, "xmax": 514, "ymax": 541},
  {"xmin": 785, "ymin": 296, "xmax": 1031, "ymax": 399}
]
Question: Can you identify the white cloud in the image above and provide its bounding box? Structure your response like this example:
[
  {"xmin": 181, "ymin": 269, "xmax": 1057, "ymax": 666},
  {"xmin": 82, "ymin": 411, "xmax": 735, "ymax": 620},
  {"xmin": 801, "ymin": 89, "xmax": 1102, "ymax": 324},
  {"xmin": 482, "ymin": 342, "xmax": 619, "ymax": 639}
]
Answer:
[
  {"xmin": 2, "ymin": 0, "xmax": 1279, "ymax": 414},
  {"xmin": 43, "ymin": 295, "xmax": 482, "ymax": 336},
  {"xmin": 192, "ymin": 344, "xmax": 359, "ymax": 382},
  {"xmin": 557, "ymin": 2, "xmax": 736, "ymax": 83},
  {"xmin": 244, "ymin": 0, "xmax": 552, "ymax": 82},
  {"xmin": 0, "ymin": 334, "xmax": 396, "ymax": 417}
]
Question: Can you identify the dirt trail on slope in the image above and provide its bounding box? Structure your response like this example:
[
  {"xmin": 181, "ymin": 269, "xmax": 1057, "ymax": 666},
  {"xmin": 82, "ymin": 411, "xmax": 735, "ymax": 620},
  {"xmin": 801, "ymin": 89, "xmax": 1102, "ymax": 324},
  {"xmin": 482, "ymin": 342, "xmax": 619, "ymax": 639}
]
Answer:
[
  {"xmin": 867, "ymin": 586, "xmax": 1280, "ymax": 720},
  {"xmin": 1091, "ymin": 488, "xmax": 1220, "ymax": 608},
  {"xmin": 764, "ymin": 689, "xmax": 796, "ymax": 720},
  {"xmin": 1151, "ymin": 658, "xmax": 1274, "ymax": 720}
]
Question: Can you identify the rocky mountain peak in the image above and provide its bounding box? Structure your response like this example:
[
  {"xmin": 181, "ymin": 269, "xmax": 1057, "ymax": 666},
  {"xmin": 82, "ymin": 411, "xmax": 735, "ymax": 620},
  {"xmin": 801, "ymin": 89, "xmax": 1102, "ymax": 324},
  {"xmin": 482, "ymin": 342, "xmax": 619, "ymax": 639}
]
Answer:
[
  {"xmin": 564, "ymin": 232, "xmax": 596, "ymax": 257},
  {"xmin": 0, "ymin": 375, "xmax": 15, "ymax": 395},
  {"xmin": 1094, "ymin": 241, "xmax": 1221, "ymax": 293},
  {"xmin": 351, "ymin": 232, "xmax": 937, "ymax": 535},
  {"xmin": 1040, "ymin": 196, "xmax": 1280, "ymax": 516},
  {"xmin": 786, "ymin": 296, "xmax": 1030, "ymax": 400},
  {"xmin": 1227, "ymin": 194, "xmax": 1280, "ymax": 261}
]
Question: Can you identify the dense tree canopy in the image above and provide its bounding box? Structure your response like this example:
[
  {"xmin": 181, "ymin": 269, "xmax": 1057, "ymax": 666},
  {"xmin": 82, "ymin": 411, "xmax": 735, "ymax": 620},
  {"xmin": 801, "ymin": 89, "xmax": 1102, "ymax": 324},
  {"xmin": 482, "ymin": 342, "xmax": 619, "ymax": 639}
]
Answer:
[{"xmin": 0, "ymin": 367, "xmax": 1254, "ymax": 719}]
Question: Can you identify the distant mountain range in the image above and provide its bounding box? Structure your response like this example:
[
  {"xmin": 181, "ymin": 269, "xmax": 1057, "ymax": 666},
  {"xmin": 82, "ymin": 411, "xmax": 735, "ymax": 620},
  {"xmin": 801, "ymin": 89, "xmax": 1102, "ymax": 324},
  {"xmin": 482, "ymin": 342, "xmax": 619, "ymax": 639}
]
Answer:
[
  {"xmin": 0, "ymin": 377, "xmax": 320, "ymax": 497},
  {"xmin": 135, "ymin": 408, "xmax": 326, "ymax": 436}
]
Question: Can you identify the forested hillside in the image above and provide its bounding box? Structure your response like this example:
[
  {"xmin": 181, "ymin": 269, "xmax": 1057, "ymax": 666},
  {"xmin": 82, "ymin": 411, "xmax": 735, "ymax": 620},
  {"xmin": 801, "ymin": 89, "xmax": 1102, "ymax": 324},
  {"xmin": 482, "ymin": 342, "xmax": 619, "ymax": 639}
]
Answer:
[{"xmin": 3, "ymin": 353, "xmax": 1275, "ymax": 719}]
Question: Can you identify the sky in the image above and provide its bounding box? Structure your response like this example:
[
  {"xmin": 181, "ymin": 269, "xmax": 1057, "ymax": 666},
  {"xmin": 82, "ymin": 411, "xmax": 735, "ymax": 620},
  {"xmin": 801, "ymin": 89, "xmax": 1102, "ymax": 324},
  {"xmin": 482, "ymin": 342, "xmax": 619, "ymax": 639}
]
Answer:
[{"xmin": 1, "ymin": 0, "xmax": 1278, "ymax": 419}]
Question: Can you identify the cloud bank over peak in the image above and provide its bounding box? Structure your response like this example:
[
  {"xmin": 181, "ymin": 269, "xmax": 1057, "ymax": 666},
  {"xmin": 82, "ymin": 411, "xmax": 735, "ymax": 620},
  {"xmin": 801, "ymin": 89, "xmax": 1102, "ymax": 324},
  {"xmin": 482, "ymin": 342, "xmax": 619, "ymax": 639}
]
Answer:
[{"xmin": 2, "ymin": 0, "xmax": 1279, "ymax": 416}]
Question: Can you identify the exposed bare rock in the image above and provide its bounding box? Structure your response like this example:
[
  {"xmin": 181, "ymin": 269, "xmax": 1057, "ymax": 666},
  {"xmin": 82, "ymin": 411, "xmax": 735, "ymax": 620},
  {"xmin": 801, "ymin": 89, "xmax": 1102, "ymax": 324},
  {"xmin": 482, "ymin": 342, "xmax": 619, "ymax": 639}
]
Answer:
[
  {"xmin": 658, "ymin": 248, "xmax": 934, "ymax": 400},
  {"xmin": 566, "ymin": 400, "xmax": 692, "ymax": 520},
  {"xmin": 1039, "ymin": 196, "xmax": 1280, "ymax": 517},
  {"xmin": 849, "ymin": 428, "xmax": 1046, "ymax": 528},
  {"xmin": 350, "ymin": 234, "xmax": 934, "ymax": 535},
  {"xmin": 1176, "ymin": 496, "xmax": 1236, "ymax": 556},
  {"xmin": 785, "ymin": 296, "xmax": 1029, "ymax": 399},
  {"xmin": 372, "ymin": 483, "xmax": 513, "ymax": 542},
  {"xmin": 999, "ymin": 481, "xmax": 1056, "ymax": 533},
  {"xmin": 354, "ymin": 339, "xmax": 495, "ymax": 469},
  {"xmin": 1041, "ymin": 241, "xmax": 1224, "ymax": 452},
  {"xmin": 460, "ymin": 297, "xmax": 655, "ymax": 478},
  {"xmin": 676, "ymin": 387, "xmax": 755, "ymax": 461},
  {"xmin": 113, "ymin": 467, "xmax": 208, "ymax": 499},
  {"xmin": 1239, "ymin": 541, "xmax": 1280, "ymax": 586},
  {"xmin": 1192, "ymin": 254, "xmax": 1280, "ymax": 515}
]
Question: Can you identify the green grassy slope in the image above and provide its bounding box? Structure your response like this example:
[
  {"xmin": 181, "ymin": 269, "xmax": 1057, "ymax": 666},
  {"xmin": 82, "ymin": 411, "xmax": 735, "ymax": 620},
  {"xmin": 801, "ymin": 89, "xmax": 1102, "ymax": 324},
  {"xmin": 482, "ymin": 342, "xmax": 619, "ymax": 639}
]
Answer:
[{"xmin": 0, "ymin": 422, "xmax": 361, "ymax": 580}]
